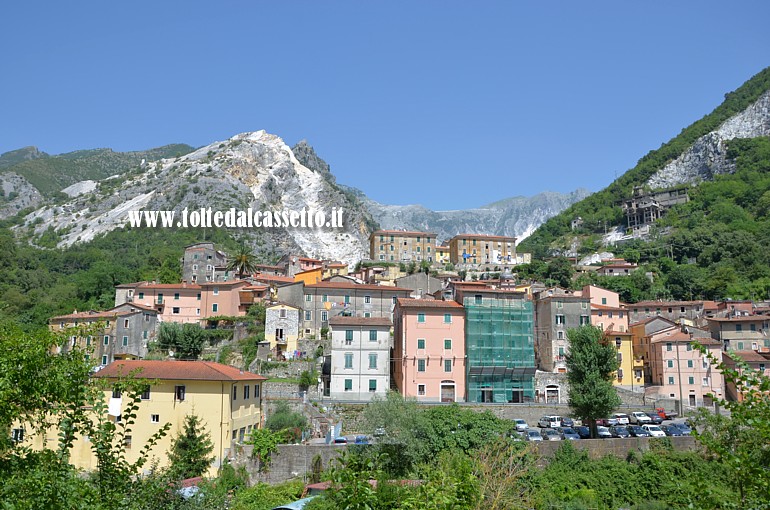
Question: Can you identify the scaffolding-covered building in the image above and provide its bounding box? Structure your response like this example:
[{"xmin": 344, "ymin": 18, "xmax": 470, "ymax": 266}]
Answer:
[{"xmin": 455, "ymin": 288, "xmax": 536, "ymax": 403}]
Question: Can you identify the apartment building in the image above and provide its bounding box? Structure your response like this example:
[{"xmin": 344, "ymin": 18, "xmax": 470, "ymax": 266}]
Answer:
[
  {"xmin": 50, "ymin": 303, "xmax": 158, "ymax": 366},
  {"xmin": 181, "ymin": 242, "xmax": 228, "ymax": 283},
  {"xmin": 26, "ymin": 360, "xmax": 265, "ymax": 477},
  {"xmin": 299, "ymin": 282, "xmax": 411, "ymax": 337},
  {"xmin": 534, "ymin": 293, "xmax": 591, "ymax": 373},
  {"xmin": 264, "ymin": 303, "xmax": 301, "ymax": 359},
  {"xmin": 328, "ymin": 316, "xmax": 392, "ymax": 401},
  {"xmin": 369, "ymin": 230, "xmax": 438, "ymax": 263},
  {"xmin": 706, "ymin": 315, "xmax": 770, "ymax": 351},
  {"xmin": 627, "ymin": 300, "xmax": 705, "ymax": 325},
  {"xmin": 392, "ymin": 299, "xmax": 466, "ymax": 402},
  {"xmin": 447, "ymin": 234, "xmax": 517, "ymax": 266},
  {"xmin": 456, "ymin": 288, "xmax": 535, "ymax": 403}
]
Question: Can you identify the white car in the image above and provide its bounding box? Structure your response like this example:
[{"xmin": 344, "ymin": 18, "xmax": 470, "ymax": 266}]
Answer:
[
  {"xmin": 538, "ymin": 415, "xmax": 562, "ymax": 428},
  {"xmin": 631, "ymin": 411, "xmax": 652, "ymax": 425},
  {"xmin": 642, "ymin": 424, "xmax": 666, "ymax": 438},
  {"xmin": 514, "ymin": 419, "xmax": 529, "ymax": 432},
  {"xmin": 612, "ymin": 413, "xmax": 630, "ymax": 425}
]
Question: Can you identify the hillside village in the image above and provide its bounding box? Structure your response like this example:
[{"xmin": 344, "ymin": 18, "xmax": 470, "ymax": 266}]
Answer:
[{"xmin": 34, "ymin": 228, "xmax": 770, "ymax": 480}]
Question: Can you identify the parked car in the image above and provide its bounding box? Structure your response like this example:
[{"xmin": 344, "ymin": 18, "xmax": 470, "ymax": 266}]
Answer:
[
  {"xmin": 609, "ymin": 425, "xmax": 631, "ymax": 438},
  {"xmin": 655, "ymin": 407, "xmax": 678, "ymax": 420},
  {"xmin": 575, "ymin": 426, "xmax": 591, "ymax": 439},
  {"xmin": 555, "ymin": 427, "xmax": 581, "ymax": 440},
  {"xmin": 525, "ymin": 430, "xmax": 543, "ymax": 441},
  {"xmin": 509, "ymin": 431, "xmax": 525, "ymax": 441},
  {"xmin": 373, "ymin": 427, "xmax": 386, "ymax": 437},
  {"xmin": 630, "ymin": 411, "xmax": 652, "ymax": 425},
  {"xmin": 561, "ymin": 417, "xmax": 575, "ymax": 428},
  {"xmin": 612, "ymin": 413, "xmax": 630, "ymax": 425},
  {"xmin": 671, "ymin": 422, "xmax": 692, "ymax": 435},
  {"xmin": 333, "ymin": 437, "xmax": 348, "ymax": 444},
  {"xmin": 538, "ymin": 416, "xmax": 562, "ymax": 428},
  {"xmin": 596, "ymin": 426, "xmax": 613, "ymax": 439},
  {"xmin": 354, "ymin": 435, "xmax": 370, "ymax": 444},
  {"xmin": 626, "ymin": 425, "xmax": 651, "ymax": 437},
  {"xmin": 661, "ymin": 424, "xmax": 683, "ymax": 437},
  {"xmin": 595, "ymin": 417, "xmax": 619, "ymax": 427},
  {"xmin": 641, "ymin": 424, "xmax": 666, "ymax": 438},
  {"xmin": 646, "ymin": 412, "xmax": 664, "ymax": 425},
  {"xmin": 540, "ymin": 428, "xmax": 562, "ymax": 441},
  {"xmin": 513, "ymin": 419, "xmax": 529, "ymax": 432}
]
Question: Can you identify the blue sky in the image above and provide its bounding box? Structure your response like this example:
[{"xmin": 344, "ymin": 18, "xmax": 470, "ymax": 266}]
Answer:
[{"xmin": 2, "ymin": 1, "xmax": 769, "ymax": 210}]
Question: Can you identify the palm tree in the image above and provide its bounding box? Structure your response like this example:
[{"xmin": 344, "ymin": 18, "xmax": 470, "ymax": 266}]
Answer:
[{"xmin": 227, "ymin": 244, "xmax": 257, "ymax": 279}]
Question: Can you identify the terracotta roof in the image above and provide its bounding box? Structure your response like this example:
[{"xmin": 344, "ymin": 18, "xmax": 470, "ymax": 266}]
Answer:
[
  {"xmin": 449, "ymin": 234, "xmax": 516, "ymax": 241},
  {"xmin": 328, "ymin": 316, "xmax": 392, "ymax": 327},
  {"xmin": 630, "ymin": 300, "xmax": 703, "ymax": 307},
  {"xmin": 591, "ymin": 304, "xmax": 626, "ymax": 311},
  {"xmin": 707, "ymin": 315, "xmax": 770, "ymax": 322},
  {"xmin": 326, "ymin": 263, "xmax": 347, "ymax": 268},
  {"xmin": 50, "ymin": 310, "xmax": 126, "ymax": 321},
  {"xmin": 650, "ymin": 331, "xmax": 720, "ymax": 345},
  {"xmin": 396, "ymin": 298, "xmax": 463, "ymax": 309},
  {"xmin": 371, "ymin": 230, "xmax": 437, "ymax": 237},
  {"xmin": 628, "ymin": 316, "xmax": 677, "ymax": 327},
  {"xmin": 112, "ymin": 303, "xmax": 157, "ymax": 313},
  {"xmin": 726, "ymin": 350, "xmax": 770, "ymax": 363},
  {"xmin": 305, "ymin": 281, "xmax": 411, "ymax": 292},
  {"xmin": 93, "ymin": 360, "xmax": 267, "ymax": 381},
  {"xmin": 242, "ymin": 285, "xmax": 269, "ymax": 291},
  {"xmin": 135, "ymin": 283, "xmax": 202, "ymax": 290},
  {"xmin": 253, "ymin": 274, "xmax": 296, "ymax": 283},
  {"xmin": 598, "ymin": 264, "xmax": 638, "ymax": 270},
  {"xmin": 702, "ymin": 301, "xmax": 719, "ymax": 310},
  {"xmin": 199, "ymin": 280, "xmax": 249, "ymax": 287},
  {"xmin": 604, "ymin": 330, "xmax": 632, "ymax": 336}
]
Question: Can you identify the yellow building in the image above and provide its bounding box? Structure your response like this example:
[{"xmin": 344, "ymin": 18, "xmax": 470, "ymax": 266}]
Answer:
[
  {"xmin": 435, "ymin": 245, "xmax": 450, "ymax": 265},
  {"xmin": 447, "ymin": 234, "xmax": 517, "ymax": 266},
  {"xmin": 369, "ymin": 230, "xmax": 438, "ymax": 263},
  {"xmin": 294, "ymin": 267, "xmax": 323, "ymax": 285},
  {"xmin": 29, "ymin": 360, "xmax": 266, "ymax": 477},
  {"xmin": 265, "ymin": 303, "xmax": 301, "ymax": 358}
]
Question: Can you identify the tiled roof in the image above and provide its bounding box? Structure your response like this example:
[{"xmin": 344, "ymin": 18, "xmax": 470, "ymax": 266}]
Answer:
[
  {"xmin": 305, "ymin": 281, "xmax": 411, "ymax": 292},
  {"xmin": 628, "ymin": 316, "xmax": 677, "ymax": 327},
  {"xmin": 50, "ymin": 310, "xmax": 128, "ymax": 321},
  {"xmin": 253, "ymin": 274, "xmax": 296, "ymax": 283},
  {"xmin": 199, "ymin": 280, "xmax": 248, "ymax": 287},
  {"xmin": 726, "ymin": 350, "xmax": 770, "ymax": 363},
  {"xmin": 371, "ymin": 230, "xmax": 437, "ymax": 237},
  {"xmin": 707, "ymin": 315, "xmax": 770, "ymax": 322},
  {"xmin": 396, "ymin": 298, "xmax": 463, "ymax": 309},
  {"xmin": 630, "ymin": 300, "xmax": 703, "ymax": 307},
  {"xmin": 93, "ymin": 360, "xmax": 267, "ymax": 381},
  {"xmin": 328, "ymin": 316, "xmax": 392, "ymax": 327},
  {"xmin": 449, "ymin": 234, "xmax": 516, "ymax": 241},
  {"xmin": 135, "ymin": 283, "xmax": 203, "ymax": 290},
  {"xmin": 590, "ymin": 304, "xmax": 626, "ymax": 310}
]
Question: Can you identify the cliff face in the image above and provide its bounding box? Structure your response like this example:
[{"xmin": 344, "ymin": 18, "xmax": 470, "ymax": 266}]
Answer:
[{"xmin": 647, "ymin": 90, "xmax": 770, "ymax": 189}]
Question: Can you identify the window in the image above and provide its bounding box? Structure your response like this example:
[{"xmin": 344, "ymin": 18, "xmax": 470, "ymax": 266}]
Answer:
[
  {"xmin": 345, "ymin": 330, "xmax": 353, "ymax": 345},
  {"xmin": 443, "ymin": 313, "xmax": 452, "ymax": 324},
  {"xmin": 750, "ymin": 323, "xmax": 757, "ymax": 332},
  {"xmin": 151, "ymin": 414, "xmax": 159, "ymax": 423},
  {"xmin": 124, "ymin": 435, "xmax": 132, "ymax": 450},
  {"xmin": 617, "ymin": 352, "xmax": 623, "ymax": 363},
  {"xmin": 196, "ymin": 308, "xmax": 201, "ymax": 315},
  {"xmin": 702, "ymin": 377, "xmax": 710, "ymax": 387},
  {"xmin": 232, "ymin": 386, "xmax": 237, "ymax": 401},
  {"xmin": 557, "ymin": 331, "xmax": 564, "ymax": 340},
  {"xmin": 369, "ymin": 353, "xmax": 378, "ymax": 369},
  {"xmin": 666, "ymin": 343, "xmax": 672, "ymax": 352},
  {"xmin": 305, "ymin": 294, "xmax": 312, "ymax": 302},
  {"xmin": 555, "ymin": 315, "xmax": 565, "ymax": 325},
  {"xmin": 344, "ymin": 353, "xmax": 353, "ymax": 369},
  {"xmin": 667, "ymin": 360, "xmax": 674, "ymax": 368},
  {"xmin": 736, "ymin": 324, "xmax": 743, "ymax": 332},
  {"xmin": 369, "ymin": 330, "xmax": 377, "ymax": 341},
  {"xmin": 104, "ymin": 336, "xmax": 110, "ymax": 345},
  {"xmin": 172, "ymin": 307, "xmax": 180, "ymax": 314},
  {"xmin": 138, "ymin": 292, "xmax": 144, "ymax": 300},
  {"xmin": 558, "ymin": 346, "xmax": 565, "ymax": 358},
  {"xmin": 212, "ymin": 303, "xmax": 218, "ymax": 313},
  {"xmin": 703, "ymin": 359, "xmax": 709, "ymax": 369},
  {"xmin": 157, "ymin": 293, "xmax": 163, "ymax": 304},
  {"xmin": 392, "ymin": 296, "xmax": 397, "ymax": 305},
  {"xmin": 444, "ymin": 339, "xmax": 452, "ymax": 350},
  {"xmin": 737, "ymin": 342, "xmax": 744, "ymax": 350},
  {"xmin": 475, "ymin": 294, "xmax": 482, "ymax": 304},
  {"xmin": 557, "ymin": 300, "xmax": 563, "ymax": 309},
  {"xmin": 601, "ymin": 297, "xmax": 607, "ymax": 305},
  {"xmin": 687, "ymin": 360, "xmax": 694, "ymax": 368},
  {"xmin": 598, "ymin": 311, "xmax": 603, "ymax": 317},
  {"xmin": 581, "ymin": 301, "xmax": 588, "ymax": 309},
  {"xmin": 121, "ymin": 336, "xmax": 128, "ymax": 346},
  {"xmin": 279, "ymin": 309, "xmax": 287, "ymax": 318},
  {"xmin": 123, "ymin": 319, "xmax": 130, "ymax": 328},
  {"xmin": 688, "ymin": 376, "xmax": 694, "ymax": 385},
  {"xmin": 417, "ymin": 338, "xmax": 425, "ymax": 350},
  {"xmin": 668, "ymin": 376, "xmax": 675, "ymax": 385},
  {"xmin": 686, "ymin": 343, "xmax": 693, "ymax": 351},
  {"xmin": 254, "ymin": 384, "xmax": 261, "ymax": 398},
  {"xmin": 244, "ymin": 385, "xmax": 250, "ymax": 399},
  {"xmin": 417, "ymin": 313, "xmax": 426, "ymax": 323},
  {"xmin": 417, "ymin": 359, "xmax": 426, "ymax": 372},
  {"xmin": 196, "ymin": 293, "xmax": 201, "ymax": 301},
  {"xmin": 213, "ymin": 287, "xmax": 219, "ymax": 296},
  {"xmin": 344, "ymin": 295, "xmax": 350, "ymax": 304},
  {"xmin": 364, "ymin": 295, "xmax": 371, "ymax": 304},
  {"xmin": 141, "ymin": 386, "xmax": 150, "ymax": 400},
  {"xmin": 418, "ymin": 384, "xmax": 426, "ymax": 396},
  {"xmin": 305, "ymin": 311, "xmax": 312, "ymax": 321},
  {"xmin": 112, "ymin": 387, "xmax": 122, "ymax": 398},
  {"xmin": 369, "ymin": 379, "xmax": 377, "ymax": 392},
  {"xmin": 86, "ymin": 336, "xmax": 91, "ymax": 346},
  {"xmin": 11, "ymin": 428, "xmax": 24, "ymax": 443},
  {"xmin": 175, "ymin": 385, "xmax": 186, "ymax": 401},
  {"xmin": 344, "ymin": 379, "xmax": 352, "ymax": 391},
  {"xmin": 580, "ymin": 315, "xmax": 590, "ymax": 325},
  {"xmin": 444, "ymin": 359, "xmax": 452, "ymax": 372},
  {"xmin": 321, "ymin": 310, "xmax": 328, "ymax": 322},
  {"xmin": 174, "ymin": 293, "xmax": 180, "ymax": 300}
]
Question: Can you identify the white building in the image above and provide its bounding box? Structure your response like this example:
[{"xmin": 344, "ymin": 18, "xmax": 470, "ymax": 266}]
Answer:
[{"xmin": 328, "ymin": 316, "xmax": 392, "ymax": 401}]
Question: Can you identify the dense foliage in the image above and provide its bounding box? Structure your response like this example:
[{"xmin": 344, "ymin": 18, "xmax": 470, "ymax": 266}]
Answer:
[{"xmin": 167, "ymin": 414, "xmax": 216, "ymax": 480}]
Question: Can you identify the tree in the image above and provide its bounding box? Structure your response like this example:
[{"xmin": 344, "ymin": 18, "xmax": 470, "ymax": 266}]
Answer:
[
  {"xmin": 265, "ymin": 401, "xmax": 307, "ymax": 443},
  {"xmin": 546, "ymin": 257, "xmax": 575, "ymax": 288},
  {"xmin": 565, "ymin": 326, "xmax": 620, "ymax": 437},
  {"xmin": 157, "ymin": 322, "xmax": 205, "ymax": 360},
  {"xmin": 692, "ymin": 345, "xmax": 770, "ymax": 508},
  {"xmin": 228, "ymin": 244, "xmax": 257, "ymax": 279},
  {"xmin": 167, "ymin": 414, "xmax": 215, "ymax": 480}
]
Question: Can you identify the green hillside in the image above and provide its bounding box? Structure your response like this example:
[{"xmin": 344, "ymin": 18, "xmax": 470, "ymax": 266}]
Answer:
[
  {"xmin": 0, "ymin": 143, "xmax": 195, "ymax": 196},
  {"xmin": 520, "ymin": 66, "xmax": 770, "ymax": 257}
]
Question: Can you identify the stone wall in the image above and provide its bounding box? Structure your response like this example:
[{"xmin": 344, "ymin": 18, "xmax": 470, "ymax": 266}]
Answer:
[{"xmin": 534, "ymin": 436, "xmax": 699, "ymax": 465}]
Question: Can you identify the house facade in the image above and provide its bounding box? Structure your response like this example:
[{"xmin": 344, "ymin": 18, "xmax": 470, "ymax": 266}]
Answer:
[
  {"xmin": 369, "ymin": 230, "xmax": 438, "ymax": 263},
  {"xmin": 706, "ymin": 315, "xmax": 770, "ymax": 351},
  {"xmin": 264, "ymin": 303, "xmax": 301, "ymax": 359},
  {"xmin": 534, "ymin": 294, "xmax": 591, "ymax": 373},
  {"xmin": 392, "ymin": 299, "xmax": 466, "ymax": 402},
  {"xmin": 447, "ymin": 234, "xmax": 517, "ymax": 266},
  {"xmin": 328, "ymin": 317, "xmax": 392, "ymax": 401},
  {"xmin": 181, "ymin": 242, "xmax": 228, "ymax": 283}
]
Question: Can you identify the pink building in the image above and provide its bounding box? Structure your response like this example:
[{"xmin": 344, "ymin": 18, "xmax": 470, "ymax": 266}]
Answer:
[
  {"xmin": 393, "ymin": 299, "xmax": 466, "ymax": 402},
  {"xmin": 647, "ymin": 327, "xmax": 724, "ymax": 410},
  {"xmin": 199, "ymin": 280, "xmax": 250, "ymax": 317}
]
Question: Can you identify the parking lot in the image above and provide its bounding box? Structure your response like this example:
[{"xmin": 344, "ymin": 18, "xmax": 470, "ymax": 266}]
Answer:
[{"xmin": 514, "ymin": 412, "xmax": 694, "ymax": 441}]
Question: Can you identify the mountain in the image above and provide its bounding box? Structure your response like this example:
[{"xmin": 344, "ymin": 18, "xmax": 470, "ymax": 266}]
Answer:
[
  {"xmin": 0, "ymin": 143, "xmax": 196, "ymax": 219},
  {"xmin": 12, "ymin": 131, "xmax": 376, "ymax": 265},
  {"xmin": 521, "ymin": 66, "xmax": 770, "ymax": 256},
  {"xmin": 350, "ymin": 188, "xmax": 591, "ymax": 243}
]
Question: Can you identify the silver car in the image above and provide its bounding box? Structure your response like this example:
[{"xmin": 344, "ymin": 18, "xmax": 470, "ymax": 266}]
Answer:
[
  {"xmin": 525, "ymin": 429, "xmax": 543, "ymax": 441},
  {"xmin": 513, "ymin": 419, "xmax": 528, "ymax": 432},
  {"xmin": 540, "ymin": 428, "xmax": 562, "ymax": 441}
]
